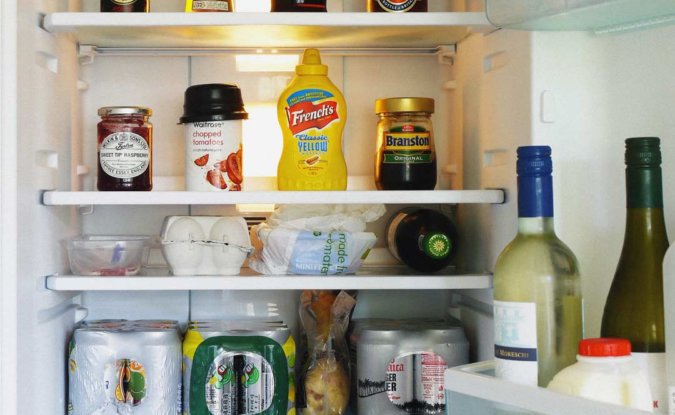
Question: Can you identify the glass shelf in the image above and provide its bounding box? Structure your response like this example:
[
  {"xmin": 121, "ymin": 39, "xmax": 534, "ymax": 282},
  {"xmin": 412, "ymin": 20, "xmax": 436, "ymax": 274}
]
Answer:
[
  {"xmin": 42, "ymin": 12, "xmax": 492, "ymax": 51},
  {"xmin": 41, "ymin": 189, "xmax": 505, "ymax": 206},
  {"xmin": 46, "ymin": 269, "xmax": 493, "ymax": 291}
]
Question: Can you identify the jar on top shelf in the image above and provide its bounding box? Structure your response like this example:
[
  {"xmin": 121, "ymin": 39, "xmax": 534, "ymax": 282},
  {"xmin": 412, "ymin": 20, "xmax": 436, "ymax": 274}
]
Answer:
[
  {"xmin": 97, "ymin": 106, "xmax": 153, "ymax": 191},
  {"xmin": 374, "ymin": 97, "xmax": 437, "ymax": 190},
  {"xmin": 100, "ymin": 0, "xmax": 149, "ymax": 12}
]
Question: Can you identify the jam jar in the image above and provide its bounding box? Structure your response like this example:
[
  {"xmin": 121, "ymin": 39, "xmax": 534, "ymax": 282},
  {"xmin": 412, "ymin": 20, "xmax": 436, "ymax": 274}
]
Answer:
[
  {"xmin": 374, "ymin": 97, "xmax": 437, "ymax": 190},
  {"xmin": 101, "ymin": 0, "xmax": 150, "ymax": 12},
  {"xmin": 97, "ymin": 107, "xmax": 153, "ymax": 191}
]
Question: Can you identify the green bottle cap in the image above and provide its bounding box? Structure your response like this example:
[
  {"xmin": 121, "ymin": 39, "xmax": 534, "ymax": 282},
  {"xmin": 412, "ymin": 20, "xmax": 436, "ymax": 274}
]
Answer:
[
  {"xmin": 625, "ymin": 137, "xmax": 661, "ymax": 166},
  {"xmin": 422, "ymin": 232, "xmax": 452, "ymax": 259},
  {"xmin": 624, "ymin": 137, "xmax": 663, "ymax": 208}
]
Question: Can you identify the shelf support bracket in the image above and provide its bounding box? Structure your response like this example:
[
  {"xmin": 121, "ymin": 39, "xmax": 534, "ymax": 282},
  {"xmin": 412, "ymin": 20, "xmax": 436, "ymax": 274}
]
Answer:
[
  {"xmin": 436, "ymin": 45, "xmax": 457, "ymax": 66},
  {"xmin": 78, "ymin": 204, "xmax": 94, "ymax": 215},
  {"xmin": 78, "ymin": 45, "xmax": 98, "ymax": 65}
]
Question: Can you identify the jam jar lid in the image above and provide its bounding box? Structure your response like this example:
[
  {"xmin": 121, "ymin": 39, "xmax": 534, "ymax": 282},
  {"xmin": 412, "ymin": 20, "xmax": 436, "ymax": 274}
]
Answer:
[
  {"xmin": 98, "ymin": 106, "xmax": 152, "ymax": 117},
  {"xmin": 375, "ymin": 97, "xmax": 434, "ymax": 114}
]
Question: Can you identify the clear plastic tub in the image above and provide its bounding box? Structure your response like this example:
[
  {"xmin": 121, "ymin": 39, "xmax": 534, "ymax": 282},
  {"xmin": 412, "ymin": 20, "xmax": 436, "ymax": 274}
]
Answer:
[{"xmin": 67, "ymin": 235, "xmax": 151, "ymax": 276}]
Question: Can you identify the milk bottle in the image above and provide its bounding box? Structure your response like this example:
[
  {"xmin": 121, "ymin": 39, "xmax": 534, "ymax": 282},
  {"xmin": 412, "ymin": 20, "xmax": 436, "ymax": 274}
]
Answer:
[{"xmin": 547, "ymin": 338, "xmax": 653, "ymax": 411}]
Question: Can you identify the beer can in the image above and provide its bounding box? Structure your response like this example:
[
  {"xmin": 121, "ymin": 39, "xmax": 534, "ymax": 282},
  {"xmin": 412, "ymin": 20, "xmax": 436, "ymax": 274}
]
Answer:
[
  {"xmin": 183, "ymin": 322, "xmax": 295, "ymax": 415},
  {"xmin": 352, "ymin": 319, "xmax": 469, "ymax": 415},
  {"xmin": 68, "ymin": 323, "xmax": 182, "ymax": 415}
]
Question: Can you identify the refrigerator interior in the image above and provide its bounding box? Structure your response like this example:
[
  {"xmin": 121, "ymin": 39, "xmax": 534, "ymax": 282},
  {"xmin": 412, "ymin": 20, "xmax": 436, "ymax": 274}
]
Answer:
[{"xmin": 2, "ymin": 0, "xmax": 675, "ymax": 414}]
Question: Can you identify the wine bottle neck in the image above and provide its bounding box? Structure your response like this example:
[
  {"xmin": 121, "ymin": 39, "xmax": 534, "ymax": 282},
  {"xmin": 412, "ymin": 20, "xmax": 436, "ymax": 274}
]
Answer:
[
  {"xmin": 517, "ymin": 217, "xmax": 555, "ymax": 235},
  {"xmin": 623, "ymin": 208, "xmax": 668, "ymax": 242},
  {"xmin": 626, "ymin": 166, "xmax": 663, "ymax": 208},
  {"xmin": 517, "ymin": 175, "xmax": 553, "ymax": 218}
]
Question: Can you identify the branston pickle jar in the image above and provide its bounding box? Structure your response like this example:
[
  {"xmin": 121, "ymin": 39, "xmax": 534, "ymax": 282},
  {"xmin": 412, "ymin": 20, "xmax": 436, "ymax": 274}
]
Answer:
[
  {"xmin": 97, "ymin": 107, "xmax": 153, "ymax": 191},
  {"xmin": 374, "ymin": 97, "xmax": 436, "ymax": 190}
]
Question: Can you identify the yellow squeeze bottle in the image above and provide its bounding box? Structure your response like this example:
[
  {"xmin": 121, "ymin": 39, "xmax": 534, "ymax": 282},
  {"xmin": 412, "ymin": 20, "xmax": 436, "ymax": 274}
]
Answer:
[{"xmin": 277, "ymin": 49, "xmax": 347, "ymax": 190}]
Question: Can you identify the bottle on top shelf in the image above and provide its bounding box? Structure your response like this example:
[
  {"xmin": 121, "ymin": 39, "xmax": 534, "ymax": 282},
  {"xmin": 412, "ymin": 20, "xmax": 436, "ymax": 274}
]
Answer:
[
  {"xmin": 385, "ymin": 208, "xmax": 457, "ymax": 273},
  {"xmin": 276, "ymin": 49, "xmax": 347, "ymax": 190},
  {"xmin": 601, "ymin": 137, "xmax": 668, "ymax": 413},
  {"xmin": 493, "ymin": 146, "xmax": 583, "ymax": 388},
  {"xmin": 271, "ymin": 0, "xmax": 327, "ymax": 12}
]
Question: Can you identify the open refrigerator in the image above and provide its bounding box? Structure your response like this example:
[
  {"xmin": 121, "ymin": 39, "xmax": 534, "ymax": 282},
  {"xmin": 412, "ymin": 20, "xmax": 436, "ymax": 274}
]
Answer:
[{"xmin": 2, "ymin": 0, "xmax": 675, "ymax": 414}]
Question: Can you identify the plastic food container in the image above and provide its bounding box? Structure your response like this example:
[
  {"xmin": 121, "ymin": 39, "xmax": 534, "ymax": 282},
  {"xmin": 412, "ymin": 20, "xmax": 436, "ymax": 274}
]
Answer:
[
  {"xmin": 160, "ymin": 216, "xmax": 252, "ymax": 275},
  {"xmin": 67, "ymin": 236, "xmax": 151, "ymax": 276}
]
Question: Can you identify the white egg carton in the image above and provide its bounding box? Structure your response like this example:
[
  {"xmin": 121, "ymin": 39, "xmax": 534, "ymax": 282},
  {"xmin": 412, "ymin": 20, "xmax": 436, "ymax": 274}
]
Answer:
[{"xmin": 160, "ymin": 216, "xmax": 252, "ymax": 276}]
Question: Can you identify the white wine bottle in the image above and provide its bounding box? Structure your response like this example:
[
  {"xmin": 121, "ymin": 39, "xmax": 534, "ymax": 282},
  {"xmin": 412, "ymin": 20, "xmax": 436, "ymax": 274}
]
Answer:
[
  {"xmin": 493, "ymin": 146, "xmax": 583, "ymax": 387},
  {"xmin": 601, "ymin": 137, "xmax": 668, "ymax": 413}
]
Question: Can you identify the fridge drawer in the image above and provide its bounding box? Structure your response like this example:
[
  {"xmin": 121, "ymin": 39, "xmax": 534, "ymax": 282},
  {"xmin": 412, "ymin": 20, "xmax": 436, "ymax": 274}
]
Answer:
[{"xmin": 444, "ymin": 361, "xmax": 651, "ymax": 415}]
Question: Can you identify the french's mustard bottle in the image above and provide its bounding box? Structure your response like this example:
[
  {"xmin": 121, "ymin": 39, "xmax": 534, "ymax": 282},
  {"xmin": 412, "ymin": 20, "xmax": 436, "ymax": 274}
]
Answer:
[{"xmin": 277, "ymin": 49, "xmax": 347, "ymax": 190}]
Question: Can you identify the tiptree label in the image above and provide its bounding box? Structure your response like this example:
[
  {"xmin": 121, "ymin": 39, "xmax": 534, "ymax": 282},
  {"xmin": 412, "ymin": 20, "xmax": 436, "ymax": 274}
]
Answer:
[{"xmin": 99, "ymin": 132, "xmax": 149, "ymax": 179}]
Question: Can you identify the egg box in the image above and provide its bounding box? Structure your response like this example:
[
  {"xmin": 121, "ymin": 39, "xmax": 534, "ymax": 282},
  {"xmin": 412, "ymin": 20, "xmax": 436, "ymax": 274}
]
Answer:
[{"xmin": 160, "ymin": 216, "xmax": 252, "ymax": 276}]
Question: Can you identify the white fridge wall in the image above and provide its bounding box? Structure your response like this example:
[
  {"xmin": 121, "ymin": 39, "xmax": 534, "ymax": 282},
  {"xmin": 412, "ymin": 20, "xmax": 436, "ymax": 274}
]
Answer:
[
  {"xmin": 454, "ymin": 25, "xmax": 675, "ymax": 358},
  {"xmin": 530, "ymin": 26, "xmax": 675, "ymax": 338},
  {"xmin": 14, "ymin": 0, "xmax": 83, "ymax": 413},
  {"xmin": 0, "ymin": 1, "xmax": 18, "ymax": 414}
]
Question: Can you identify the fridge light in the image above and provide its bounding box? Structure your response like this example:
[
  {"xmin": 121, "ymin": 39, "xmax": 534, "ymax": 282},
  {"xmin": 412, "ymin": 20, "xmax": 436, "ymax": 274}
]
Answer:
[
  {"xmin": 234, "ymin": 0, "xmax": 271, "ymax": 12},
  {"xmin": 236, "ymin": 204, "xmax": 276, "ymax": 213},
  {"xmin": 235, "ymin": 54, "xmax": 298, "ymax": 73}
]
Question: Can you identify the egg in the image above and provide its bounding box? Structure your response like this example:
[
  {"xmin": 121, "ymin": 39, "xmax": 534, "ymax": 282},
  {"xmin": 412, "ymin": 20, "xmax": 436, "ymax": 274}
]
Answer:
[
  {"xmin": 162, "ymin": 217, "xmax": 205, "ymax": 275},
  {"xmin": 209, "ymin": 217, "xmax": 250, "ymax": 275}
]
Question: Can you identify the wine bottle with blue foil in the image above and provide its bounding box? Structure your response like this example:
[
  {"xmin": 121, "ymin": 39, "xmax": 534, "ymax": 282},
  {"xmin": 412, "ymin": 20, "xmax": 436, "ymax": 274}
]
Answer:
[
  {"xmin": 493, "ymin": 146, "xmax": 583, "ymax": 388},
  {"xmin": 601, "ymin": 137, "xmax": 668, "ymax": 413}
]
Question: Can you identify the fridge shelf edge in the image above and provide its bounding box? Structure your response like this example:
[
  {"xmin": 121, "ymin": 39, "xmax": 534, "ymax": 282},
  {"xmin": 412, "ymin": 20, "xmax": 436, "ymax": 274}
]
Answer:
[
  {"xmin": 41, "ymin": 190, "xmax": 506, "ymax": 206},
  {"xmin": 45, "ymin": 274, "xmax": 494, "ymax": 291},
  {"xmin": 41, "ymin": 12, "xmax": 493, "ymax": 50}
]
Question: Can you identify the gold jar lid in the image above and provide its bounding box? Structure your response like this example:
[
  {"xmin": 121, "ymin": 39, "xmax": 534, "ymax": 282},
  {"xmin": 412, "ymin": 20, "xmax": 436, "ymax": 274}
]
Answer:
[
  {"xmin": 375, "ymin": 97, "xmax": 434, "ymax": 114},
  {"xmin": 98, "ymin": 106, "xmax": 152, "ymax": 117}
]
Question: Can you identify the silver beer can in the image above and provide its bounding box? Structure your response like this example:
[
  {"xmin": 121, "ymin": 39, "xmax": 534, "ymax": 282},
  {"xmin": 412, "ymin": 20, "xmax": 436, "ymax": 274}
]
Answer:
[
  {"xmin": 352, "ymin": 319, "xmax": 469, "ymax": 415},
  {"xmin": 68, "ymin": 323, "xmax": 182, "ymax": 415}
]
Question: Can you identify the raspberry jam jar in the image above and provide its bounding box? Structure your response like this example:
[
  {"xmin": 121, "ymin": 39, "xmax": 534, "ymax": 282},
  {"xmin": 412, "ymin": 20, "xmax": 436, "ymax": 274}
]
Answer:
[
  {"xmin": 97, "ymin": 107, "xmax": 153, "ymax": 191},
  {"xmin": 100, "ymin": 0, "xmax": 150, "ymax": 12}
]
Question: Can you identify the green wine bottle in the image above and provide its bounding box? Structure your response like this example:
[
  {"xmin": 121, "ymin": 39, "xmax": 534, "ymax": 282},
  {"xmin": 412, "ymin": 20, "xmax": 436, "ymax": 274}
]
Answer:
[
  {"xmin": 493, "ymin": 146, "xmax": 583, "ymax": 388},
  {"xmin": 386, "ymin": 208, "xmax": 458, "ymax": 273},
  {"xmin": 601, "ymin": 137, "xmax": 668, "ymax": 412}
]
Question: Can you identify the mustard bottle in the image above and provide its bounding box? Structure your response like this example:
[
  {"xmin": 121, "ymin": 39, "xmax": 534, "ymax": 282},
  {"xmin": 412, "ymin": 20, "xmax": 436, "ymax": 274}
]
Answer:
[{"xmin": 277, "ymin": 49, "xmax": 348, "ymax": 190}]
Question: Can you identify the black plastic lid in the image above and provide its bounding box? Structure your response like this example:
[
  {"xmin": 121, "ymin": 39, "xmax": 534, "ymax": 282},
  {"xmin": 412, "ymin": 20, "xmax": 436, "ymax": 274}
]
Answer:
[{"xmin": 179, "ymin": 83, "xmax": 248, "ymax": 124}]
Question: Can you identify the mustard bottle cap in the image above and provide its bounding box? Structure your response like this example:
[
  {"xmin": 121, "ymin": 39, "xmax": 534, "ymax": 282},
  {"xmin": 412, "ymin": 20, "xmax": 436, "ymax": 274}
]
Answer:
[{"xmin": 296, "ymin": 48, "xmax": 328, "ymax": 76}]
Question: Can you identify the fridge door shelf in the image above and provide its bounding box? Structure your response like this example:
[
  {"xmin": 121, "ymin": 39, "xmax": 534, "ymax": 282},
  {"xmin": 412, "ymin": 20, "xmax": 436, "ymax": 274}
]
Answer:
[
  {"xmin": 42, "ymin": 12, "xmax": 493, "ymax": 51},
  {"xmin": 485, "ymin": 0, "xmax": 675, "ymax": 33},
  {"xmin": 41, "ymin": 189, "xmax": 505, "ymax": 206},
  {"xmin": 45, "ymin": 271, "xmax": 493, "ymax": 291},
  {"xmin": 445, "ymin": 361, "xmax": 651, "ymax": 415}
]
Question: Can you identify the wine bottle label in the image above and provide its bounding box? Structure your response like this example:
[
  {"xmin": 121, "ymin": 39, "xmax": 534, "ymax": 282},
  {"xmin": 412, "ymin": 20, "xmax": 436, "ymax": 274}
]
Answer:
[
  {"xmin": 422, "ymin": 232, "xmax": 451, "ymax": 259},
  {"xmin": 633, "ymin": 352, "xmax": 666, "ymax": 413},
  {"xmin": 493, "ymin": 300, "xmax": 538, "ymax": 386}
]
